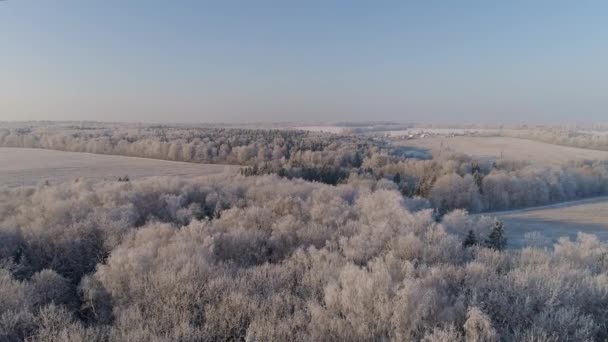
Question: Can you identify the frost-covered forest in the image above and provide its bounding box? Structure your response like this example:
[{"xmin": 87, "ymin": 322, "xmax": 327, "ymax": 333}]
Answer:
[
  {"xmin": 2, "ymin": 174, "xmax": 608, "ymax": 341},
  {"xmin": 4, "ymin": 0, "xmax": 607, "ymax": 339},
  {"xmin": 3, "ymin": 123, "xmax": 608, "ymax": 213},
  {"xmin": 2, "ymin": 123, "xmax": 608, "ymax": 341}
]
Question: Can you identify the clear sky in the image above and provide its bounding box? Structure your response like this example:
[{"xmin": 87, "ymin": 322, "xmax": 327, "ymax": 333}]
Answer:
[{"xmin": 1, "ymin": 1, "xmax": 607, "ymax": 124}]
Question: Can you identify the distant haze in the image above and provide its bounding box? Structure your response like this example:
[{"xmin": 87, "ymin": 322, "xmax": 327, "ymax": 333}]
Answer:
[{"xmin": 1, "ymin": 1, "xmax": 607, "ymax": 124}]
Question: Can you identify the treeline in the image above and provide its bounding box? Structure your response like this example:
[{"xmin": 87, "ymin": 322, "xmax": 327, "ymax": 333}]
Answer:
[
  {"xmin": 243, "ymin": 153, "xmax": 608, "ymax": 214},
  {"xmin": 1, "ymin": 175, "xmax": 607, "ymax": 341},
  {"xmin": 3, "ymin": 123, "xmax": 608, "ymax": 214},
  {"xmin": 362, "ymin": 150, "xmax": 608, "ymax": 214},
  {"xmin": 241, "ymin": 163, "xmax": 350, "ymax": 185},
  {"xmin": 0, "ymin": 125, "xmax": 382, "ymax": 169}
]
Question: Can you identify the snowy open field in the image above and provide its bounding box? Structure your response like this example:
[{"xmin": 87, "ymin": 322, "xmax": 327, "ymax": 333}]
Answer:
[
  {"xmin": 396, "ymin": 136, "xmax": 608, "ymax": 164},
  {"xmin": 295, "ymin": 126, "xmax": 504, "ymax": 136},
  {"xmin": 486, "ymin": 197, "xmax": 608, "ymax": 248},
  {"xmin": 293, "ymin": 125, "xmax": 347, "ymax": 133},
  {"xmin": 579, "ymin": 130, "xmax": 608, "ymax": 136},
  {"xmin": 385, "ymin": 128, "xmax": 505, "ymax": 136},
  {"xmin": 0, "ymin": 148, "xmax": 236, "ymax": 188}
]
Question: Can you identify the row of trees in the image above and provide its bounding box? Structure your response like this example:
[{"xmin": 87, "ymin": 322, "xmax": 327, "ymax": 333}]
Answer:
[
  {"xmin": 0, "ymin": 174, "xmax": 605, "ymax": 341},
  {"xmin": 356, "ymin": 148, "xmax": 608, "ymax": 214},
  {"xmin": 0, "ymin": 124, "xmax": 382, "ymax": 169}
]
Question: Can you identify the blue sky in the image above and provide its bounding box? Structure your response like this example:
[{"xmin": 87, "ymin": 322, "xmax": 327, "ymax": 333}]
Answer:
[{"xmin": 1, "ymin": 1, "xmax": 607, "ymax": 123}]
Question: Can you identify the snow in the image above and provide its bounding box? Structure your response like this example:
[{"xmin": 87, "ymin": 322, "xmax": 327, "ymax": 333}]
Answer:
[
  {"xmin": 480, "ymin": 197, "xmax": 608, "ymax": 248},
  {"xmin": 386, "ymin": 128, "xmax": 504, "ymax": 136},
  {"xmin": 0, "ymin": 148, "xmax": 236, "ymax": 188},
  {"xmin": 396, "ymin": 136, "xmax": 608, "ymax": 165},
  {"xmin": 293, "ymin": 126, "xmax": 346, "ymax": 134}
]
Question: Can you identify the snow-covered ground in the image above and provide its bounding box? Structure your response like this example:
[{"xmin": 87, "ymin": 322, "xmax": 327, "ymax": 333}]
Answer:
[
  {"xmin": 579, "ymin": 130, "xmax": 608, "ymax": 136},
  {"xmin": 0, "ymin": 148, "xmax": 236, "ymax": 188},
  {"xmin": 293, "ymin": 126, "xmax": 346, "ymax": 134},
  {"xmin": 481, "ymin": 196, "xmax": 608, "ymax": 248},
  {"xmin": 396, "ymin": 136, "xmax": 608, "ymax": 165},
  {"xmin": 386, "ymin": 128, "xmax": 505, "ymax": 136}
]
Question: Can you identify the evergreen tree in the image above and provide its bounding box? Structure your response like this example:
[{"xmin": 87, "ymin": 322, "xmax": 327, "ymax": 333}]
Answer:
[
  {"xmin": 463, "ymin": 230, "xmax": 478, "ymax": 248},
  {"xmin": 353, "ymin": 151, "xmax": 363, "ymax": 168},
  {"xmin": 438, "ymin": 198, "xmax": 450, "ymax": 218},
  {"xmin": 213, "ymin": 202, "xmax": 223, "ymax": 219},
  {"xmin": 486, "ymin": 220, "xmax": 507, "ymax": 250}
]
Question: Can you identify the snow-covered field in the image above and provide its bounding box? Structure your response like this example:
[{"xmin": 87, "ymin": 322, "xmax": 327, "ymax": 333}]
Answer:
[
  {"xmin": 396, "ymin": 136, "xmax": 608, "ymax": 164},
  {"xmin": 386, "ymin": 128, "xmax": 505, "ymax": 136},
  {"xmin": 487, "ymin": 197, "xmax": 608, "ymax": 248},
  {"xmin": 579, "ymin": 130, "xmax": 608, "ymax": 136},
  {"xmin": 0, "ymin": 148, "xmax": 236, "ymax": 188},
  {"xmin": 296, "ymin": 126, "xmax": 505, "ymax": 136},
  {"xmin": 293, "ymin": 126, "xmax": 346, "ymax": 133}
]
